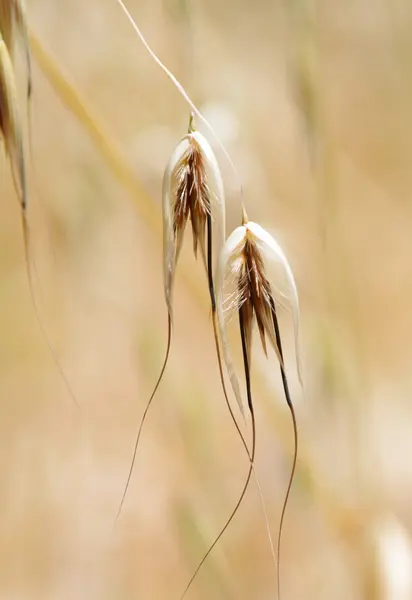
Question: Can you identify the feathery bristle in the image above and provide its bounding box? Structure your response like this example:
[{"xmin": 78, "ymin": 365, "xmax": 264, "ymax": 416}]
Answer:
[
  {"xmin": 234, "ymin": 231, "xmax": 284, "ymax": 366},
  {"xmin": 173, "ymin": 136, "xmax": 210, "ymax": 264},
  {"xmin": 239, "ymin": 238, "xmax": 273, "ymax": 356}
]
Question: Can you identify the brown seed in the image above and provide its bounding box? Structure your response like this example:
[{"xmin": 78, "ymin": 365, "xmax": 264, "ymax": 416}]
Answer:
[{"xmin": 173, "ymin": 134, "xmax": 211, "ymax": 266}]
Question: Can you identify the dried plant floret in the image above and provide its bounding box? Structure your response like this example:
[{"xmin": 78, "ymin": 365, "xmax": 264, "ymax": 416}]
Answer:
[
  {"xmin": 163, "ymin": 113, "xmax": 225, "ymax": 319},
  {"xmin": 217, "ymin": 208, "xmax": 301, "ymax": 414},
  {"xmin": 0, "ymin": 33, "xmax": 78, "ymax": 409}
]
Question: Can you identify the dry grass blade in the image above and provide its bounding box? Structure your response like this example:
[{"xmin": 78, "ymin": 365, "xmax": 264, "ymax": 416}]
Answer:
[
  {"xmin": 0, "ymin": 33, "xmax": 78, "ymax": 409},
  {"xmin": 29, "ymin": 30, "xmax": 160, "ymax": 236}
]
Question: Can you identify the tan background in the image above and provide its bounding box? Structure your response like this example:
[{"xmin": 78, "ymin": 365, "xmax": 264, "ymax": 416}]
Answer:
[{"xmin": 0, "ymin": 0, "xmax": 412, "ymax": 598}]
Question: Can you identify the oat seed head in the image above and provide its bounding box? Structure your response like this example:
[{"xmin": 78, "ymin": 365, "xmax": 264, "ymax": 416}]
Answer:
[
  {"xmin": 216, "ymin": 220, "xmax": 301, "ymax": 413},
  {"xmin": 163, "ymin": 118, "xmax": 225, "ymax": 321}
]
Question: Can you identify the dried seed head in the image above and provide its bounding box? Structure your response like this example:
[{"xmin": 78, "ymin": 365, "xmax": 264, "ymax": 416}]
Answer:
[
  {"xmin": 163, "ymin": 115, "xmax": 225, "ymax": 320},
  {"xmin": 216, "ymin": 212, "xmax": 301, "ymax": 414},
  {"xmin": 0, "ymin": 34, "xmax": 26, "ymax": 208}
]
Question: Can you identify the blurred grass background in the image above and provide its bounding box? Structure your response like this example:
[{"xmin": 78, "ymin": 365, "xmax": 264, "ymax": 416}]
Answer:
[{"xmin": 1, "ymin": 0, "xmax": 412, "ymax": 598}]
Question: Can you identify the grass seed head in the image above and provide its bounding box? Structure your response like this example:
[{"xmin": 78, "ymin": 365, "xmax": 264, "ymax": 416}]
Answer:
[
  {"xmin": 163, "ymin": 114, "xmax": 225, "ymax": 320},
  {"xmin": 216, "ymin": 210, "xmax": 301, "ymax": 413}
]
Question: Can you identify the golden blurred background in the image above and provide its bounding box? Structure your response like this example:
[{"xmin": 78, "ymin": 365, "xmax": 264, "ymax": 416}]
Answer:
[{"xmin": 1, "ymin": 0, "xmax": 412, "ymax": 598}]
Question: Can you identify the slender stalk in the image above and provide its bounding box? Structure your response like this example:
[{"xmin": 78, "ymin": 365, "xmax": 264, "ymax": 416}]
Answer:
[
  {"xmin": 113, "ymin": 313, "xmax": 172, "ymax": 528},
  {"xmin": 114, "ymin": 0, "xmax": 243, "ymax": 200},
  {"xmin": 270, "ymin": 295, "xmax": 298, "ymax": 600},
  {"xmin": 211, "ymin": 310, "xmax": 277, "ymax": 564},
  {"xmin": 179, "ymin": 305, "xmax": 255, "ymax": 600},
  {"xmin": 21, "ymin": 209, "xmax": 80, "ymax": 409}
]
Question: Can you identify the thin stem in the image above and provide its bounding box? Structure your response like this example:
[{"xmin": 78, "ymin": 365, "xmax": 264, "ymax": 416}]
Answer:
[
  {"xmin": 179, "ymin": 441, "xmax": 254, "ymax": 600},
  {"xmin": 179, "ymin": 306, "xmax": 255, "ymax": 599},
  {"xmin": 179, "ymin": 223, "xmax": 261, "ymax": 599},
  {"xmin": 212, "ymin": 308, "xmax": 277, "ymax": 556},
  {"xmin": 21, "ymin": 211, "xmax": 80, "ymax": 409},
  {"xmin": 211, "ymin": 308, "xmax": 277, "ymax": 574},
  {"xmin": 113, "ymin": 313, "xmax": 172, "ymax": 529},
  {"xmin": 114, "ymin": 0, "xmax": 243, "ymax": 201},
  {"xmin": 270, "ymin": 295, "xmax": 298, "ymax": 600}
]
